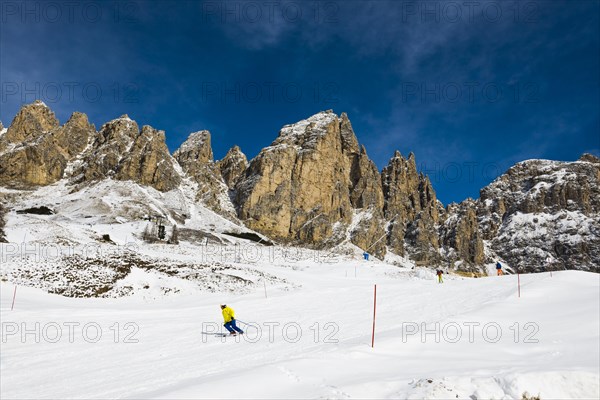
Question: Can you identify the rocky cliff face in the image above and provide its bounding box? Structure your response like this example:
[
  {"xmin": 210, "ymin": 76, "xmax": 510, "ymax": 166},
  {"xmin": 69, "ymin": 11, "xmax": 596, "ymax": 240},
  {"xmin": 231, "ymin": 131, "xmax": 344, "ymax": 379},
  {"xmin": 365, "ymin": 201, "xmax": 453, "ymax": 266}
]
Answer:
[
  {"xmin": 234, "ymin": 111, "xmax": 387, "ymax": 257},
  {"xmin": 381, "ymin": 151, "xmax": 442, "ymax": 263},
  {"xmin": 174, "ymin": 131, "xmax": 235, "ymax": 218},
  {"xmin": 0, "ymin": 202, "xmax": 6, "ymax": 242},
  {"xmin": 235, "ymin": 111, "xmax": 354, "ymax": 246},
  {"xmin": 0, "ymin": 101, "xmax": 95, "ymax": 188},
  {"xmin": 1, "ymin": 100, "xmax": 59, "ymax": 146},
  {"xmin": 0, "ymin": 103, "xmax": 181, "ymax": 192},
  {"xmin": 440, "ymin": 200, "xmax": 485, "ymax": 267},
  {"xmin": 346, "ymin": 144, "xmax": 387, "ymax": 258},
  {"xmin": 116, "ymin": 125, "xmax": 181, "ymax": 191},
  {"xmin": 1, "ymin": 101, "xmax": 598, "ymax": 272},
  {"xmin": 174, "ymin": 130, "xmax": 213, "ymax": 172},
  {"xmin": 72, "ymin": 115, "xmax": 181, "ymax": 192},
  {"xmin": 474, "ymin": 155, "xmax": 600, "ymax": 272},
  {"xmin": 217, "ymin": 146, "xmax": 248, "ymax": 189}
]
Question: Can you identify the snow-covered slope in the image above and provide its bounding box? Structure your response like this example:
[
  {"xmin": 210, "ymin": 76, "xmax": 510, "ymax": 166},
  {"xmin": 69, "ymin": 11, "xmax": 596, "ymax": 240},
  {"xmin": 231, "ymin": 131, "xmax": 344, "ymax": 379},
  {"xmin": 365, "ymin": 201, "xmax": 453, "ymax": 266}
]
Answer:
[
  {"xmin": 1, "ymin": 265, "xmax": 598, "ymax": 399},
  {"xmin": 0, "ymin": 178, "xmax": 296, "ymax": 297}
]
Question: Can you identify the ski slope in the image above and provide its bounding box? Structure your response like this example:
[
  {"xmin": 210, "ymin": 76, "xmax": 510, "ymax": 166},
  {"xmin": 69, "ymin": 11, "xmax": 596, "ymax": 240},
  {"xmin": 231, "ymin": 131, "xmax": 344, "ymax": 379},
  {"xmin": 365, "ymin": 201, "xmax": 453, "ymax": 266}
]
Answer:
[{"xmin": 1, "ymin": 261, "xmax": 598, "ymax": 399}]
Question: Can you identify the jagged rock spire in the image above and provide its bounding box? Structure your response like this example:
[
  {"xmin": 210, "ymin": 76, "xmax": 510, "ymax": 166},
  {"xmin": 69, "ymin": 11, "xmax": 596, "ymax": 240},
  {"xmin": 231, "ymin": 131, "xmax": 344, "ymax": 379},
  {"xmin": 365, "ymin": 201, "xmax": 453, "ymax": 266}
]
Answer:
[
  {"xmin": 0, "ymin": 101, "xmax": 95, "ymax": 187},
  {"xmin": 217, "ymin": 145, "xmax": 248, "ymax": 189}
]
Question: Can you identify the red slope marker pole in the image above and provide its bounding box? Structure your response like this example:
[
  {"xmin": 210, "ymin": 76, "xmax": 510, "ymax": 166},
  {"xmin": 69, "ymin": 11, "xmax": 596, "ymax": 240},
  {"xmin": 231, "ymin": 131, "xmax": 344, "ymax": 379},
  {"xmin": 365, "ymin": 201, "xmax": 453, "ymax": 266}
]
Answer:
[
  {"xmin": 371, "ymin": 284, "xmax": 377, "ymax": 348},
  {"xmin": 11, "ymin": 286, "xmax": 17, "ymax": 311}
]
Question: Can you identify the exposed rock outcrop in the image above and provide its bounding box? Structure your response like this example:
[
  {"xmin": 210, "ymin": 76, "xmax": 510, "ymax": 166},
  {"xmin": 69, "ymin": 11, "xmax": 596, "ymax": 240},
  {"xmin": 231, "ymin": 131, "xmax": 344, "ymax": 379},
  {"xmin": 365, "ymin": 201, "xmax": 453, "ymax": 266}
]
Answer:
[
  {"xmin": 0, "ymin": 202, "xmax": 7, "ymax": 242},
  {"xmin": 1, "ymin": 100, "xmax": 59, "ymax": 147},
  {"xmin": 116, "ymin": 125, "xmax": 181, "ymax": 191},
  {"xmin": 440, "ymin": 200, "xmax": 485, "ymax": 267},
  {"xmin": 55, "ymin": 112, "xmax": 96, "ymax": 158},
  {"xmin": 475, "ymin": 156, "xmax": 600, "ymax": 272},
  {"xmin": 217, "ymin": 146, "xmax": 248, "ymax": 189},
  {"xmin": 381, "ymin": 151, "xmax": 442, "ymax": 262},
  {"xmin": 233, "ymin": 112, "xmax": 388, "ymax": 257},
  {"xmin": 347, "ymin": 146, "xmax": 387, "ymax": 257},
  {"xmin": 0, "ymin": 101, "xmax": 95, "ymax": 188},
  {"xmin": 73, "ymin": 115, "xmax": 181, "ymax": 192},
  {"xmin": 341, "ymin": 114, "xmax": 387, "ymax": 257},
  {"xmin": 1, "ymin": 102, "xmax": 598, "ymax": 272},
  {"xmin": 175, "ymin": 130, "xmax": 234, "ymax": 217},
  {"xmin": 236, "ymin": 111, "xmax": 353, "ymax": 246},
  {"xmin": 174, "ymin": 131, "xmax": 213, "ymax": 173}
]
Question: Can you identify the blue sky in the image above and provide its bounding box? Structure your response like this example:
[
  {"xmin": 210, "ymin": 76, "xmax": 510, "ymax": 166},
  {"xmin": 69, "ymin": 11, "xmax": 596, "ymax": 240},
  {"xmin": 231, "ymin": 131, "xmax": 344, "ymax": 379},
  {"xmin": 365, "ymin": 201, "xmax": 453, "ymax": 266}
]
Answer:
[{"xmin": 1, "ymin": 0, "xmax": 598, "ymax": 204}]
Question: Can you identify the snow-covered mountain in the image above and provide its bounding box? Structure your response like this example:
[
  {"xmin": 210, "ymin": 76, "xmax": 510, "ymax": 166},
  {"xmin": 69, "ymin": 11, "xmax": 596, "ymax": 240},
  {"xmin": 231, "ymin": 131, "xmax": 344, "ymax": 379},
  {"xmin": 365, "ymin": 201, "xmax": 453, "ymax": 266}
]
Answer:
[
  {"xmin": 1, "ymin": 102, "xmax": 599, "ymax": 399},
  {"xmin": 475, "ymin": 155, "xmax": 600, "ymax": 272},
  {"xmin": 1, "ymin": 101, "xmax": 598, "ymax": 295}
]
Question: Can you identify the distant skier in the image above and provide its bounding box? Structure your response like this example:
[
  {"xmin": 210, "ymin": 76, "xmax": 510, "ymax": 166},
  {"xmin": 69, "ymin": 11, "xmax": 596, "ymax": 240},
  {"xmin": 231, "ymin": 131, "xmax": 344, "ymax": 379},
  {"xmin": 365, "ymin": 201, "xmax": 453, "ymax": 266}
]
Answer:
[
  {"xmin": 496, "ymin": 261, "xmax": 503, "ymax": 276},
  {"xmin": 436, "ymin": 269, "xmax": 443, "ymax": 283},
  {"xmin": 221, "ymin": 304, "xmax": 244, "ymax": 336}
]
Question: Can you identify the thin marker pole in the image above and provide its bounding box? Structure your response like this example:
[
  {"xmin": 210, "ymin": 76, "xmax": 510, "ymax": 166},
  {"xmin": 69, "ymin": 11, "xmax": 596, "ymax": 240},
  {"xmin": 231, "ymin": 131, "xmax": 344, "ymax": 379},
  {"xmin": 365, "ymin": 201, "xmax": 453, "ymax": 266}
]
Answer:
[
  {"xmin": 263, "ymin": 280, "xmax": 267, "ymax": 298},
  {"xmin": 371, "ymin": 284, "xmax": 377, "ymax": 348},
  {"xmin": 518, "ymin": 272, "xmax": 521, "ymax": 298},
  {"xmin": 11, "ymin": 286, "xmax": 17, "ymax": 311}
]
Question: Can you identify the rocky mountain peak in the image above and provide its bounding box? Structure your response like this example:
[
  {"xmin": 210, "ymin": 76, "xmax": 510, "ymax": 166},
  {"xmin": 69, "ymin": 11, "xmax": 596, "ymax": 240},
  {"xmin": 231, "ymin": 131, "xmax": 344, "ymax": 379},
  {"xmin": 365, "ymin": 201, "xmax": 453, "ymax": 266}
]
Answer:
[
  {"xmin": 381, "ymin": 150, "xmax": 441, "ymax": 261},
  {"xmin": 98, "ymin": 115, "xmax": 139, "ymax": 144},
  {"xmin": 172, "ymin": 130, "xmax": 235, "ymax": 217},
  {"xmin": 236, "ymin": 110, "xmax": 378, "ymax": 250},
  {"xmin": 174, "ymin": 130, "xmax": 213, "ymax": 166},
  {"xmin": 339, "ymin": 112, "xmax": 360, "ymax": 154},
  {"xmin": 2, "ymin": 100, "xmax": 59, "ymax": 146},
  {"xmin": 273, "ymin": 110, "xmax": 340, "ymax": 152},
  {"xmin": 1, "ymin": 102, "xmax": 597, "ymax": 272},
  {"xmin": 229, "ymin": 145, "xmax": 243, "ymax": 154},
  {"xmin": 0, "ymin": 102, "xmax": 96, "ymax": 188},
  {"xmin": 579, "ymin": 153, "xmax": 600, "ymax": 163},
  {"xmin": 115, "ymin": 125, "xmax": 181, "ymax": 192},
  {"xmin": 140, "ymin": 125, "xmax": 165, "ymax": 140},
  {"xmin": 217, "ymin": 145, "xmax": 248, "ymax": 189},
  {"xmin": 68, "ymin": 114, "xmax": 180, "ymax": 192},
  {"xmin": 55, "ymin": 112, "xmax": 96, "ymax": 158},
  {"xmin": 67, "ymin": 111, "xmax": 91, "ymax": 125},
  {"xmin": 473, "ymin": 157, "xmax": 600, "ymax": 272}
]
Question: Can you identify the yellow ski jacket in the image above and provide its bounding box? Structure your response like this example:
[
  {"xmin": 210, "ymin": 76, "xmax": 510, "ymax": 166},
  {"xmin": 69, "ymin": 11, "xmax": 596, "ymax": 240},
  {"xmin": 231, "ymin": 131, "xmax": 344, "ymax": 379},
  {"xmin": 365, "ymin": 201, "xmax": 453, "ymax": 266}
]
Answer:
[{"xmin": 222, "ymin": 306, "xmax": 235, "ymax": 323}]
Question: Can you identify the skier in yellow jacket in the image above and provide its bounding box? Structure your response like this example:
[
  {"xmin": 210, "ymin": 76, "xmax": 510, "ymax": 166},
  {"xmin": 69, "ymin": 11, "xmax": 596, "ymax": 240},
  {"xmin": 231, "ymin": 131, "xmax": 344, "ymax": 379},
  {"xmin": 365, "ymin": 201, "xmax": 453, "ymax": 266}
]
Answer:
[{"xmin": 221, "ymin": 304, "xmax": 244, "ymax": 336}]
